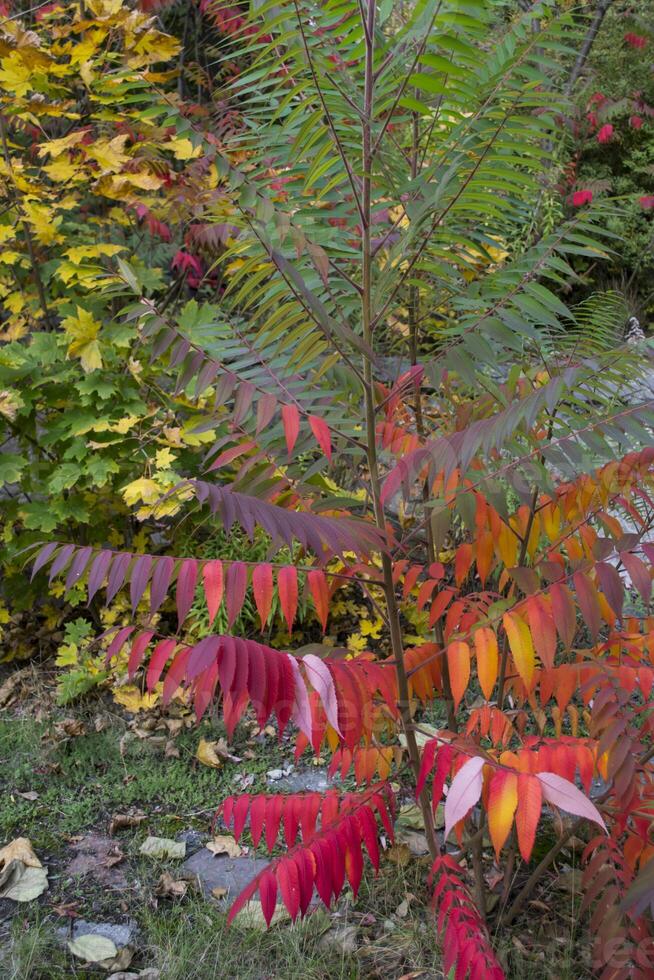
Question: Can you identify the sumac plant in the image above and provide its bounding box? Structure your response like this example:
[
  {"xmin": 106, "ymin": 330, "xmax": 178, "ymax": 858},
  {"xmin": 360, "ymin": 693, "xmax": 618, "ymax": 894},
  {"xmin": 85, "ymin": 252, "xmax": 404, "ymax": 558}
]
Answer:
[{"xmin": 28, "ymin": 0, "xmax": 654, "ymax": 976}]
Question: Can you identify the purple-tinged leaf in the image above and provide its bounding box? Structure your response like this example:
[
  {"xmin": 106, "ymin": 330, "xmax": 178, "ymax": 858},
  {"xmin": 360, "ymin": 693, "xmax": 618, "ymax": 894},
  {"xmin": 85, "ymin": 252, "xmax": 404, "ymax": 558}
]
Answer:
[
  {"xmin": 130, "ymin": 555, "xmax": 153, "ymax": 613},
  {"xmin": 65, "ymin": 546, "xmax": 92, "ymax": 593},
  {"xmin": 87, "ymin": 550, "xmax": 112, "ymax": 603},
  {"xmin": 256, "ymin": 393, "xmax": 277, "ymax": 434},
  {"xmin": 176, "ymin": 559, "xmax": 198, "ymax": 627},
  {"xmin": 106, "ymin": 553, "xmax": 132, "ymax": 604},
  {"xmin": 31, "ymin": 542, "xmax": 58, "ymax": 580},
  {"xmin": 150, "ymin": 556, "xmax": 174, "ymax": 615},
  {"xmin": 48, "ymin": 544, "xmax": 75, "ymax": 583},
  {"xmin": 105, "ymin": 625, "xmax": 135, "ymax": 663},
  {"xmin": 595, "ymin": 561, "xmax": 624, "ymax": 620},
  {"xmin": 226, "ymin": 561, "xmax": 248, "ymax": 628},
  {"xmin": 621, "ymin": 552, "xmax": 652, "ymax": 604}
]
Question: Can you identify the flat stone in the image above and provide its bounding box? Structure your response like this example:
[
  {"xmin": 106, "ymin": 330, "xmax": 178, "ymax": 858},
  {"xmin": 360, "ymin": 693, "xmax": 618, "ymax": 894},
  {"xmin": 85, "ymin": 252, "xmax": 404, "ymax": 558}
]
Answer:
[
  {"xmin": 274, "ymin": 767, "xmax": 334, "ymax": 793},
  {"xmin": 181, "ymin": 850, "xmax": 272, "ymax": 906},
  {"xmin": 57, "ymin": 918, "xmax": 137, "ymax": 948},
  {"xmin": 175, "ymin": 829, "xmax": 207, "ymax": 855}
]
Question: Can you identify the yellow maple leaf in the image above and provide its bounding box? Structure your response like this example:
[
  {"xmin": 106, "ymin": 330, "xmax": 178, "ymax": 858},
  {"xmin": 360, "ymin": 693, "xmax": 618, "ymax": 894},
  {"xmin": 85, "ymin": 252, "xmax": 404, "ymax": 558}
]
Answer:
[
  {"xmin": 64, "ymin": 244, "xmax": 125, "ymax": 264},
  {"xmin": 42, "ymin": 157, "xmax": 79, "ymax": 183},
  {"xmin": 121, "ymin": 477, "xmax": 160, "ymax": 508},
  {"xmin": 0, "ymin": 53, "xmax": 32, "ymax": 98},
  {"xmin": 154, "ymin": 447, "xmax": 176, "ymax": 470},
  {"xmin": 113, "ymin": 685, "xmax": 160, "ymax": 714},
  {"xmin": 87, "ymin": 134, "xmax": 130, "ymax": 173},
  {"xmin": 39, "ymin": 131, "xmax": 86, "ymax": 158},
  {"xmin": 22, "ymin": 202, "xmax": 63, "ymax": 246},
  {"xmin": 62, "ymin": 306, "xmax": 103, "ymax": 373},
  {"xmin": 168, "ymin": 138, "xmax": 202, "ymax": 161}
]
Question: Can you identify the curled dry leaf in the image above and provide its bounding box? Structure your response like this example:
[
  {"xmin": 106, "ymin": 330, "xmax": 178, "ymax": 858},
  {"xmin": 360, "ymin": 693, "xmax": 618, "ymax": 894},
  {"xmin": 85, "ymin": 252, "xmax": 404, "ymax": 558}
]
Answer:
[
  {"xmin": 206, "ymin": 835, "xmax": 243, "ymax": 858},
  {"xmin": 109, "ymin": 812, "xmax": 146, "ymax": 835},
  {"xmin": 54, "ymin": 718, "xmax": 86, "ymax": 738},
  {"xmin": 164, "ymin": 739, "xmax": 180, "ymax": 759},
  {"xmin": 0, "ymin": 837, "xmax": 42, "ymax": 869},
  {"xmin": 0, "ymin": 667, "xmax": 30, "ymax": 707},
  {"xmin": 154, "ymin": 871, "xmax": 188, "ymax": 899},
  {"xmin": 16, "ymin": 791, "xmax": 39, "ymax": 802},
  {"xmin": 196, "ymin": 737, "xmax": 241, "ymax": 768},
  {"xmin": 0, "ymin": 861, "xmax": 49, "ymax": 902}
]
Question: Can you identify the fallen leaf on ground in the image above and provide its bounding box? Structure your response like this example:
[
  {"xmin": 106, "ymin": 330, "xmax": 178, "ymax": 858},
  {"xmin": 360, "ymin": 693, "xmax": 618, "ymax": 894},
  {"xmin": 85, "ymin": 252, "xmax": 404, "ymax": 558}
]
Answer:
[
  {"xmin": 16, "ymin": 790, "xmax": 39, "ymax": 802},
  {"xmin": 0, "ymin": 667, "xmax": 30, "ymax": 707},
  {"xmin": 397, "ymin": 803, "xmax": 425, "ymax": 830},
  {"xmin": 0, "ymin": 837, "xmax": 42, "ymax": 869},
  {"xmin": 205, "ymin": 835, "xmax": 243, "ymax": 858},
  {"xmin": 385, "ymin": 843, "xmax": 411, "ymax": 866},
  {"xmin": 211, "ymin": 886, "xmax": 227, "ymax": 900},
  {"xmin": 54, "ymin": 718, "xmax": 86, "ymax": 738},
  {"xmin": 164, "ymin": 739, "xmax": 180, "ymax": 759},
  {"xmin": 68, "ymin": 933, "xmax": 118, "ymax": 963},
  {"xmin": 139, "ymin": 837, "xmax": 185, "ymax": 860},
  {"xmin": 109, "ymin": 812, "xmax": 146, "ymax": 835},
  {"xmin": 52, "ymin": 901, "xmax": 80, "ymax": 918},
  {"xmin": 196, "ymin": 737, "xmax": 241, "ymax": 768},
  {"xmin": 154, "ymin": 872, "xmax": 188, "ymax": 899},
  {"xmin": 398, "ymin": 829, "xmax": 429, "ymax": 857},
  {"xmin": 102, "ymin": 846, "xmax": 125, "ymax": 868},
  {"xmin": 0, "ymin": 861, "xmax": 49, "ymax": 901},
  {"xmin": 113, "ymin": 685, "xmax": 160, "ymax": 714}
]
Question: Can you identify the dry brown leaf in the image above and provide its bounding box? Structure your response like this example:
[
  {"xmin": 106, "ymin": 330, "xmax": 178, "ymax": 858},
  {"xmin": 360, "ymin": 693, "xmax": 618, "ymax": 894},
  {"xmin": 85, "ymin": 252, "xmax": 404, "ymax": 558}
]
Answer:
[
  {"xmin": 154, "ymin": 872, "xmax": 188, "ymax": 899},
  {"xmin": 109, "ymin": 812, "xmax": 146, "ymax": 835},
  {"xmin": 211, "ymin": 886, "xmax": 228, "ymax": 900},
  {"xmin": 385, "ymin": 843, "xmax": 411, "ymax": 866},
  {"xmin": 0, "ymin": 837, "xmax": 42, "ymax": 870},
  {"xmin": 0, "ymin": 667, "xmax": 30, "ymax": 707},
  {"xmin": 102, "ymin": 846, "xmax": 125, "ymax": 868},
  {"xmin": 54, "ymin": 718, "xmax": 86, "ymax": 738},
  {"xmin": 164, "ymin": 740, "xmax": 180, "ymax": 759},
  {"xmin": 16, "ymin": 791, "xmax": 39, "ymax": 802},
  {"xmin": 206, "ymin": 835, "xmax": 243, "ymax": 858},
  {"xmin": 196, "ymin": 737, "xmax": 241, "ymax": 768}
]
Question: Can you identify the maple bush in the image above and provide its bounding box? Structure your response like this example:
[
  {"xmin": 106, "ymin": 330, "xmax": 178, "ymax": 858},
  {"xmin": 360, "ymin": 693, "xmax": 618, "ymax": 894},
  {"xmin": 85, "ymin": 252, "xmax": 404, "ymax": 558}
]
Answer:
[{"xmin": 11, "ymin": 0, "xmax": 654, "ymax": 976}]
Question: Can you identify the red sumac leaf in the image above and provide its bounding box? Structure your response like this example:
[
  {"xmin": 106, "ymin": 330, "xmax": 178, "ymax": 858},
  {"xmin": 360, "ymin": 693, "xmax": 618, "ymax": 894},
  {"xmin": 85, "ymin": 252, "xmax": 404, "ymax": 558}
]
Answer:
[
  {"xmin": 281, "ymin": 404, "xmax": 300, "ymax": 455},
  {"xmin": 308, "ymin": 569, "xmax": 329, "ymax": 632},
  {"xmin": 308, "ymin": 415, "xmax": 332, "ymax": 462},
  {"xmin": 202, "ymin": 559, "xmax": 224, "ymax": 626},
  {"xmin": 252, "ymin": 563, "xmax": 274, "ymax": 628},
  {"xmin": 278, "ymin": 565, "xmax": 298, "ymax": 630},
  {"xmin": 444, "ymin": 755, "xmax": 485, "ymax": 841},
  {"xmin": 147, "ymin": 638, "xmax": 176, "ymax": 690},
  {"xmin": 130, "ymin": 555, "xmax": 153, "ymax": 612},
  {"xmin": 150, "ymin": 556, "xmax": 174, "ymax": 615},
  {"xmin": 31, "ymin": 542, "xmax": 58, "ymax": 580}
]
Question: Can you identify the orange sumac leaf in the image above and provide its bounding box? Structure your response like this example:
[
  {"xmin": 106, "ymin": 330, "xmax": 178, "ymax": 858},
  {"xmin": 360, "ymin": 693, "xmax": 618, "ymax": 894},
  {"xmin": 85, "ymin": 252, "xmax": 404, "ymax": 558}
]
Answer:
[
  {"xmin": 488, "ymin": 769, "xmax": 518, "ymax": 859},
  {"xmin": 447, "ymin": 641, "xmax": 470, "ymax": 712},
  {"xmin": 526, "ymin": 594, "xmax": 556, "ymax": 670},
  {"xmin": 473, "ymin": 627, "xmax": 498, "ymax": 701},
  {"xmin": 503, "ymin": 611, "xmax": 536, "ymax": 690},
  {"xmin": 515, "ymin": 773, "xmax": 542, "ymax": 861}
]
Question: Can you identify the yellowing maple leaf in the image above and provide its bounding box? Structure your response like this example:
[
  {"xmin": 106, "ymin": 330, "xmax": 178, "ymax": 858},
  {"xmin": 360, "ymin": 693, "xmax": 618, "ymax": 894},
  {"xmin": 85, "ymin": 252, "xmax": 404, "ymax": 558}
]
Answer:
[
  {"xmin": 64, "ymin": 244, "xmax": 125, "ymax": 264},
  {"xmin": 62, "ymin": 306, "xmax": 103, "ymax": 373},
  {"xmin": 87, "ymin": 134, "xmax": 130, "ymax": 173},
  {"xmin": 168, "ymin": 138, "xmax": 201, "ymax": 161},
  {"xmin": 0, "ymin": 53, "xmax": 32, "ymax": 98},
  {"xmin": 154, "ymin": 447, "xmax": 176, "ymax": 470},
  {"xmin": 39, "ymin": 132, "xmax": 86, "ymax": 158},
  {"xmin": 121, "ymin": 477, "xmax": 160, "ymax": 508},
  {"xmin": 22, "ymin": 202, "xmax": 63, "ymax": 246}
]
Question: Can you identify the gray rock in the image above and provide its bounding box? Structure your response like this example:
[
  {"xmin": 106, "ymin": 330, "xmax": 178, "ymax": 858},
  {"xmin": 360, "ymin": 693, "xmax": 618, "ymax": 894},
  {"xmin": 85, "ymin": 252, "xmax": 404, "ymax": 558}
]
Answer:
[
  {"xmin": 181, "ymin": 851, "xmax": 272, "ymax": 906},
  {"xmin": 274, "ymin": 767, "xmax": 334, "ymax": 793},
  {"xmin": 57, "ymin": 918, "xmax": 137, "ymax": 948},
  {"xmin": 265, "ymin": 768, "xmax": 284, "ymax": 781},
  {"xmin": 175, "ymin": 829, "xmax": 207, "ymax": 855}
]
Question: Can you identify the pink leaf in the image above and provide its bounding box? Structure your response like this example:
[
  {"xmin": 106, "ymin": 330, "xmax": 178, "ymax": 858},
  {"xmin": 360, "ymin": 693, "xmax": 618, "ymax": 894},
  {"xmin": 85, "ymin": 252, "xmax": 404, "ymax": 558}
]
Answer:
[
  {"xmin": 287, "ymin": 654, "xmax": 313, "ymax": 740},
  {"xmin": 444, "ymin": 756, "xmax": 485, "ymax": 842},
  {"xmin": 536, "ymin": 772, "xmax": 607, "ymax": 830},
  {"xmin": 302, "ymin": 654, "xmax": 342, "ymax": 736}
]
